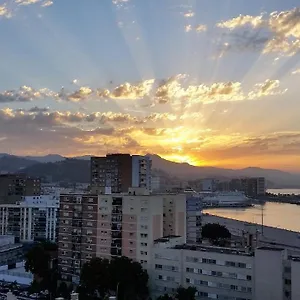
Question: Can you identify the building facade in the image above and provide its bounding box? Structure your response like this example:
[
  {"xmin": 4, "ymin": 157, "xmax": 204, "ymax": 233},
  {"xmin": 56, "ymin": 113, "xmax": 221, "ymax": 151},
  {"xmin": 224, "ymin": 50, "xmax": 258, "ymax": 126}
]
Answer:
[
  {"xmin": 58, "ymin": 190, "xmax": 186, "ymax": 283},
  {"xmin": 186, "ymin": 195, "xmax": 202, "ymax": 243},
  {"xmin": 91, "ymin": 154, "xmax": 152, "ymax": 194},
  {"xmin": 0, "ymin": 195, "xmax": 58, "ymax": 242},
  {"xmin": 150, "ymin": 237, "xmax": 300, "ymax": 300},
  {"xmin": 0, "ymin": 174, "xmax": 41, "ymax": 204}
]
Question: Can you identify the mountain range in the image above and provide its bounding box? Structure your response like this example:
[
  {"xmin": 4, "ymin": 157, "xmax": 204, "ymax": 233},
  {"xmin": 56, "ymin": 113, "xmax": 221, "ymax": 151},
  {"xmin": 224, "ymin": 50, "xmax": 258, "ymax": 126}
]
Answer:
[{"xmin": 0, "ymin": 153, "xmax": 299, "ymax": 188}]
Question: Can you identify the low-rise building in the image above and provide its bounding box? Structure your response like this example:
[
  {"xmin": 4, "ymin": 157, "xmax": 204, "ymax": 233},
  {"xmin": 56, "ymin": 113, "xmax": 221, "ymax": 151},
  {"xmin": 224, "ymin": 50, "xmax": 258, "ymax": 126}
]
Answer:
[{"xmin": 150, "ymin": 236, "xmax": 300, "ymax": 300}]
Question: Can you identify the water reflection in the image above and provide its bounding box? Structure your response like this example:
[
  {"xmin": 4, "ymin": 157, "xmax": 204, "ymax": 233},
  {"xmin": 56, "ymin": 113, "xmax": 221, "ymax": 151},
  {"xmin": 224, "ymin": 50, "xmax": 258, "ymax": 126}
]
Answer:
[{"xmin": 204, "ymin": 202, "xmax": 300, "ymax": 232}]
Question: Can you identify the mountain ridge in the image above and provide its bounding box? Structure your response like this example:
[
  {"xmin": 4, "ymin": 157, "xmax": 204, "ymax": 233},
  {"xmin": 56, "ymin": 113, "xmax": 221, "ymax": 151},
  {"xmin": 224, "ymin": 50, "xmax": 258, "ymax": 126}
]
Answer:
[{"xmin": 0, "ymin": 153, "xmax": 299, "ymax": 187}]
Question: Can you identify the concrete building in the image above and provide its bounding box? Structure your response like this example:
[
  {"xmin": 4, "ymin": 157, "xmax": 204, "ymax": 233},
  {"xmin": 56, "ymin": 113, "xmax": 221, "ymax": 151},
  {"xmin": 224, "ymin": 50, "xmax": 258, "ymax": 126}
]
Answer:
[
  {"xmin": 218, "ymin": 177, "xmax": 266, "ymax": 197},
  {"xmin": 241, "ymin": 177, "xmax": 266, "ymax": 197},
  {"xmin": 0, "ymin": 195, "xmax": 59, "ymax": 242},
  {"xmin": 186, "ymin": 195, "xmax": 202, "ymax": 243},
  {"xmin": 58, "ymin": 190, "xmax": 186, "ymax": 284},
  {"xmin": 0, "ymin": 174, "xmax": 41, "ymax": 204},
  {"xmin": 132, "ymin": 155, "xmax": 152, "ymax": 190},
  {"xmin": 150, "ymin": 236, "xmax": 253, "ymax": 300},
  {"xmin": 201, "ymin": 179, "xmax": 218, "ymax": 192},
  {"xmin": 151, "ymin": 176, "xmax": 161, "ymax": 192},
  {"xmin": 91, "ymin": 154, "xmax": 151, "ymax": 194},
  {"xmin": 150, "ymin": 237, "xmax": 300, "ymax": 300},
  {"xmin": 162, "ymin": 194, "xmax": 186, "ymax": 238}
]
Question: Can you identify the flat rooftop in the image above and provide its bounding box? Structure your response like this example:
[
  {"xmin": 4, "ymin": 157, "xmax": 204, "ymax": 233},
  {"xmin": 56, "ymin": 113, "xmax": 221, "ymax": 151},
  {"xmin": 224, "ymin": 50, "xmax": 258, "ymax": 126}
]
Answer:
[
  {"xmin": 172, "ymin": 244, "xmax": 254, "ymax": 257},
  {"xmin": 154, "ymin": 235, "xmax": 181, "ymax": 243}
]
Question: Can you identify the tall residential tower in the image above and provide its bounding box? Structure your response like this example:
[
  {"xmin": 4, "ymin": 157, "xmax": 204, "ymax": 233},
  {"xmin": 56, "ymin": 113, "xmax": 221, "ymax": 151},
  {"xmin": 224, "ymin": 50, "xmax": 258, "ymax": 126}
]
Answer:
[{"xmin": 91, "ymin": 154, "xmax": 152, "ymax": 193}]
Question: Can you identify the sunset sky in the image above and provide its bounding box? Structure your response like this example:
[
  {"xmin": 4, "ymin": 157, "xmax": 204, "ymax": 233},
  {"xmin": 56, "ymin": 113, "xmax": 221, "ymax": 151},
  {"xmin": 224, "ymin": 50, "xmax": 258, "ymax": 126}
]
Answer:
[{"xmin": 1, "ymin": 0, "xmax": 300, "ymax": 171}]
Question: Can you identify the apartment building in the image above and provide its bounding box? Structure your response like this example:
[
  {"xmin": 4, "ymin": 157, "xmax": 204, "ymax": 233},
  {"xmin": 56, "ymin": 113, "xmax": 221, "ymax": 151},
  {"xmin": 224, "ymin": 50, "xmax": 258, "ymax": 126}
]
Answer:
[
  {"xmin": 150, "ymin": 236, "xmax": 253, "ymax": 300},
  {"xmin": 0, "ymin": 195, "xmax": 58, "ymax": 242},
  {"xmin": 217, "ymin": 177, "xmax": 266, "ymax": 197},
  {"xmin": 150, "ymin": 236, "xmax": 300, "ymax": 300},
  {"xmin": 186, "ymin": 195, "xmax": 202, "ymax": 243},
  {"xmin": 90, "ymin": 154, "xmax": 151, "ymax": 194},
  {"xmin": 58, "ymin": 190, "xmax": 186, "ymax": 284},
  {"xmin": 0, "ymin": 174, "xmax": 41, "ymax": 204},
  {"xmin": 163, "ymin": 194, "xmax": 186, "ymax": 238}
]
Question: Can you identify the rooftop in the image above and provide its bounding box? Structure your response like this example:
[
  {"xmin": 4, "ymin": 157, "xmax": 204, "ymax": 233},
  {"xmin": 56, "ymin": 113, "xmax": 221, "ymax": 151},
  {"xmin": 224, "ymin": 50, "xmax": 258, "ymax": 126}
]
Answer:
[
  {"xmin": 257, "ymin": 246, "xmax": 285, "ymax": 251},
  {"xmin": 154, "ymin": 235, "xmax": 181, "ymax": 243},
  {"xmin": 172, "ymin": 244, "xmax": 254, "ymax": 257}
]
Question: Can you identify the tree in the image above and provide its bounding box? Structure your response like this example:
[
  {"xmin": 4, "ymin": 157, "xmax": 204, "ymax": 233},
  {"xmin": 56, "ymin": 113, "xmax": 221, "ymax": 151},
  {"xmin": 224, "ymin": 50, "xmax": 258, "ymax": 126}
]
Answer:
[
  {"xmin": 109, "ymin": 256, "xmax": 149, "ymax": 300},
  {"xmin": 24, "ymin": 242, "xmax": 58, "ymax": 296},
  {"xmin": 25, "ymin": 244, "xmax": 51, "ymax": 280},
  {"xmin": 157, "ymin": 294, "xmax": 173, "ymax": 300},
  {"xmin": 201, "ymin": 223, "xmax": 231, "ymax": 242},
  {"xmin": 79, "ymin": 256, "xmax": 149, "ymax": 300},
  {"xmin": 175, "ymin": 286, "xmax": 197, "ymax": 300},
  {"xmin": 80, "ymin": 257, "xmax": 111, "ymax": 299}
]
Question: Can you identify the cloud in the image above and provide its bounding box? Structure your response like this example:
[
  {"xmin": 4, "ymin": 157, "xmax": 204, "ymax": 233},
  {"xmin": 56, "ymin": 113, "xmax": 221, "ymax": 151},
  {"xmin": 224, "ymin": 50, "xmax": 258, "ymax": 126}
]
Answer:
[
  {"xmin": 0, "ymin": 86, "xmax": 57, "ymax": 103},
  {"xmin": 0, "ymin": 0, "xmax": 53, "ymax": 19},
  {"xmin": 185, "ymin": 25, "xmax": 192, "ymax": 32},
  {"xmin": 195, "ymin": 24, "xmax": 207, "ymax": 32},
  {"xmin": 0, "ymin": 4, "xmax": 12, "ymax": 18},
  {"xmin": 217, "ymin": 8, "xmax": 300, "ymax": 56},
  {"xmin": 0, "ymin": 75, "xmax": 285, "ymax": 108},
  {"xmin": 15, "ymin": 0, "xmax": 40, "ymax": 5},
  {"xmin": 96, "ymin": 79, "xmax": 155, "ymax": 100},
  {"xmin": 217, "ymin": 14, "xmax": 265, "ymax": 29},
  {"xmin": 248, "ymin": 79, "xmax": 286, "ymax": 100},
  {"xmin": 183, "ymin": 11, "xmax": 194, "ymax": 18},
  {"xmin": 291, "ymin": 68, "xmax": 300, "ymax": 75},
  {"xmin": 41, "ymin": 1, "xmax": 53, "ymax": 7},
  {"xmin": 185, "ymin": 24, "xmax": 207, "ymax": 33},
  {"xmin": 62, "ymin": 87, "xmax": 93, "ymax": 102}
]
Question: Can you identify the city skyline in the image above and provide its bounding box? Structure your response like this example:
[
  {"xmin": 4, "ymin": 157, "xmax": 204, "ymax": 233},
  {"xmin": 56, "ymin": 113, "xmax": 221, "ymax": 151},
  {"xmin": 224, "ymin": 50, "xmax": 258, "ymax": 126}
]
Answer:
[{"xmin": 1, "ymin": 0, "xmax": 300, "ymax": 171}]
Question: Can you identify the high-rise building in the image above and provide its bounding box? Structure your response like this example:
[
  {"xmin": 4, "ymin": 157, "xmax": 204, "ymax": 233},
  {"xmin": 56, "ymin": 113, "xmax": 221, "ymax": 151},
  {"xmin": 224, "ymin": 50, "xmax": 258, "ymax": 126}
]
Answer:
[
  {"xmin": 0, "ymin": 195, "xmax": 58, "ymax": 242},
  {"xmin": 186, "ymin": 195, "xmax": 202, "ymax": 243},
  {"xmin": 58, "ymin": 189, "xmax": 186, "ymax": 283},
  {"xmin": 241, "ymin": 177, "xmax": 266, "ymax": 197},
  {"xmin": 0, "ymin": 174, "xmax": 41, "ymax": 204},
  {"xmin": 91, "ymin": 154, "xmax": 151, "ymax": 194},
  {"xmin": 162, "ymin": 194, "xmax": 186, "ymax": 238}
]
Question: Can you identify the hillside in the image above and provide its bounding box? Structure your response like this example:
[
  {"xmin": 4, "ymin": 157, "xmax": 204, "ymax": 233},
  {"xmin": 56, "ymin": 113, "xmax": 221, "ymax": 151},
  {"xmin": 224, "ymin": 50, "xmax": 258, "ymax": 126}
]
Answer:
[
  {"xmin": 149, "ymin": 155, "xmax": 300, "ymax": 188},
  {"xmin": 0, "ymin": 153, "xmax": 299, "ymax": 187},
  {"xmin": 22, "ymin": 159, "xmax": 90, "ymax": 183},
  {"xmin": 0, "ymin": 155, "xmax": 39, "ymax": 173}
]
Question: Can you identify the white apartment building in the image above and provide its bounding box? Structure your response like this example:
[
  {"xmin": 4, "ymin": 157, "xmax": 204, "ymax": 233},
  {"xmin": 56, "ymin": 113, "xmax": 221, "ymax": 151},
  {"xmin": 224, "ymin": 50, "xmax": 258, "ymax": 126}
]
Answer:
[
  {"xmin": 0, "ymin": 194, "xmax": 59, "ymax": 242},
  {"xmin": 149, "ymin": 236, "xmax": 300, "ymax": 300}
]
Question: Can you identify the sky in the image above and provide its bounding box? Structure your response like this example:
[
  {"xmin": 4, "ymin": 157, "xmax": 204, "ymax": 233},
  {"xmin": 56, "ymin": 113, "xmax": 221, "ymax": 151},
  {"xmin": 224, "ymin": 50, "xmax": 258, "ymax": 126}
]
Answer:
[{"xmin": 0, "ymin": 0, "xmax": 300, "ymax": 171}]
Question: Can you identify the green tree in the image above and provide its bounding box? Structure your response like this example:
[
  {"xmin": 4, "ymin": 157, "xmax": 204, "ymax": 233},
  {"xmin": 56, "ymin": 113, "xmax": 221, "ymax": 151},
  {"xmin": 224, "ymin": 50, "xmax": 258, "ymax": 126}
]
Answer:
[
  {"xmin": 109, "ymin": 256, "xmax": 149, "ymax": 300},
  {"xmin": 175, "ymin": 286, "xmax": 197, "ymax": 300},
  {"xmin": 80, "ymin": 257, "xmax": 111, "ymax": 299},
  {"xmin": 79, "ymin": 256, "xmax": 149, "ymax": 300},
  {"xmin": 24, "ymin": 242, "xmax": 58, "ymax": 296},
  {"xmin": 201, "ymin": 223, "xmax": 231, "ymax": 242},
  {"xmin": 157, "ymin": 294, "xmax": 173, "ymax": 300}
]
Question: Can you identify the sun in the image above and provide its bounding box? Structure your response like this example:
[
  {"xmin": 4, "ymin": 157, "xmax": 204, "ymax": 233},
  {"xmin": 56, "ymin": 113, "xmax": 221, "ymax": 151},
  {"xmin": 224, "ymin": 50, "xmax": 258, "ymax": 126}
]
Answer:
[{"xmin": 161, "ymin": 154, "xmax": 205, "ymax": 166}]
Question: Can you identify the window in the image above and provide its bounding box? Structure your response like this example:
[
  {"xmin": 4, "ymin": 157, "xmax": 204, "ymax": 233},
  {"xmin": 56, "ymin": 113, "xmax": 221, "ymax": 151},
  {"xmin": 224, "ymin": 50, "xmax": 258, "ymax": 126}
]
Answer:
[{"xmin": 141, "ymin": 207, "xmax": 147, "ymax": 213}]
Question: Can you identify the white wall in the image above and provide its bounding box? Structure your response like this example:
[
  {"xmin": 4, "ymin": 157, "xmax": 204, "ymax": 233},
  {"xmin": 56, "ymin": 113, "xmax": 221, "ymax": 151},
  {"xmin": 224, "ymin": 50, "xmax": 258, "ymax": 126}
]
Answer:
[
  {"xmin": 254, "ymin": 248, "xmax": 284, "ymax": 300},
  {"xmin": 291, "ymin": 260, "xmax": 300, "ymax": 300}
]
